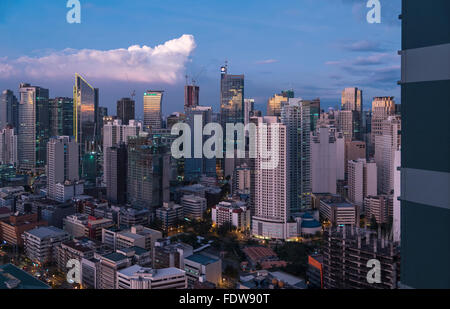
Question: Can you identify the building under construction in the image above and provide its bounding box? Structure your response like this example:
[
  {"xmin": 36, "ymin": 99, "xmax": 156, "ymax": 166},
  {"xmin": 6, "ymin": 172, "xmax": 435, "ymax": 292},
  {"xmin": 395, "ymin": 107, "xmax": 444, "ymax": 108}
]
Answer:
[{"xmin": 322, "ymin": 226, "xmax": 400, "ymax": 289}]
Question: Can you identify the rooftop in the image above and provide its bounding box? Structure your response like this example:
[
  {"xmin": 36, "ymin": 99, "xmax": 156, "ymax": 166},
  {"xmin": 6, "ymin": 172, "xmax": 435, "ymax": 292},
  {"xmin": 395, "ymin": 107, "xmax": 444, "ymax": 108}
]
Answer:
[
  {"xmin": 26, "ymin": 226, "xmax": 67, "ymax": 239},
  {"xmin": 0, "ymin": 264, "xmax": 50, "ymax": 290},
  {"xmin": 185, "ymin": 253, "xmax": 219, "ymax": 265}
]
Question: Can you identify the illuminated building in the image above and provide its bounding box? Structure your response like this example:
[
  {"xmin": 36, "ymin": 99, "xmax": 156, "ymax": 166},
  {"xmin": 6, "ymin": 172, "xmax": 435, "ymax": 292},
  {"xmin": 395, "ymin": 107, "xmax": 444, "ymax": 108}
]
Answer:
[{"xmin": 143, "ymin": 91, "xmax": 163, "ymax": 131}]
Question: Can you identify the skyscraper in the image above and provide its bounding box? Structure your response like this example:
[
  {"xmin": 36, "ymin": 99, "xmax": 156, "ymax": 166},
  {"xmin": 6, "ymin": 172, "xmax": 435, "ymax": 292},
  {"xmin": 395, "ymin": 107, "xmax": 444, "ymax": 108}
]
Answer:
[
  {"xmin": 49, "ymin": 97, "xmax": 74, "ymax": 137},
  {"xmin": 347, "ymin": 159, "xmax": 377, "ymax": 207},
  {"xmin": 184, "ymin": 85, "xmax": 199, "ymax": 110},
  {"xmin": 371, "ymin": 97, "xmax": 396, "ymax": 144},
  {"xmin": 117, "ymin": 98, "xmax": 135, "ymax": 125},
  {"xmin": 399, "ymin": 0, "xmax": 449, "ymax": 288},
  {"xmin": 46, "ymin": 136, "xmax": 79, "ymax": 201},
  {"xmin": 311, "ymin": 127, "xmax": 345, "ymax": 194},
  {"xmin": 0, "ymin": 125, "xmax": 17, "ymax": 166},
  {"xmin": 267, "ymin": 93, "xmax": 289, "ymax": 118},
  {"xmin": 73, "ymin": 74, "xmax": 99, "ymax": 183},
  {"xmin": 341, "ymin": 87, "xmax": 363, "ymax": 140},
  {"xmin": 252, "ymin": 116, "xmax": 289, "ymax": 240},
  {"xmin": 184, "ymin": 106, "xmax": 216, "ymax": 181},
  {"xmin": 105, "ymin": 144, "xmax": 128, "ymax": 205},
  {"xmin": 220, "ymin": 65, "xmax": 245, "ymax": 180},
  {"xmin": 18, "ymin": 83, "xmax": 50, "ymax": 171},
  {"xmin": 281, "ymin": 98, "xmax": 312, "ymax": 213},
  {"xmin": 0, "ymin": 90, "xmax": 19, "ymax": 130},
  {"xmin": 143, "ymin": 91, "xmax": 163, "ymax": 131}
]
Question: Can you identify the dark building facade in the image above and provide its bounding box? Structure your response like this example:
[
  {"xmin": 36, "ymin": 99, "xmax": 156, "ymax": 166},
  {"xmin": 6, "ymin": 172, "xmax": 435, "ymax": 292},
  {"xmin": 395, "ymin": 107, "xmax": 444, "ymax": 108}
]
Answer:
[
  {"xmin": 116, "ymin": 98, "xmax": 135, "ymax": 125},
  {"xmin": 184, "ymin": 85, "xmax": 199, "ymax": 110},
  {"xmin": 399, "ymin": 0, "xmax": 450, "ymax": 288},
  {"xmin": 0, "ymin": 90, "xmax": 19, "ymax": 130},
  {"xmin": 49, "ymin": 97, "xmax": 73, "ymax": 137},
  {"xmin": 106, "ymin": 144, "xmax": 128, "ymax": 205}
]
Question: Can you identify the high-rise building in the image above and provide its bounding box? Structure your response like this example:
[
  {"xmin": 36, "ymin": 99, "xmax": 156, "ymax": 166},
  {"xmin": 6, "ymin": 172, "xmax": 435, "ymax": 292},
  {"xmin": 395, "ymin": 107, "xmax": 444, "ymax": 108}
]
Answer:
[
  {"xmin": 252, "ymin": 117, "xmax": 289, "ymax": 240},
  {"xmin": 393, "ymin": 148, "xmax": 401, "ymax": 243},
  {"xmin": 103, "ymin": 119, "xmax": 142, "ymax": 186},
  {"xmin": 267, "ymin": 94, "xmax": 288, "ymax": 117},
  {"xmin": 281, "ymin": 98, "xmax": 311, "ymax": 213},
  {"xmin": 347, "ymin": 159, "xmax": 377, "ymax": 206},
  {"xmin": 143, "ymin": 91, "xmax": 163, "ymax": 131},
  {"xmin": 374, "ymin": 116, "xmax": 401, "ymax": 194},
  {"xmin": 364, "ymin": 195, "xmax": 393, "ymax": 225},
  {"xmin": 73, "ymin": 74, "xmax": 99, "ymax": 183},
  {"xmin": 311, "ymin": 127, "xmax": 345, "ymax": 194},
  {"xmin": 0, "ymin": 125, "xmax": 17, "ymax": 166},
  {"xmin": 49, "ymin": 97, "xmax": 73, "ymax": 137},
  {"xmin": 341, "ymin": 87, "xmax": 363, "ymax": 140},
  {"xmin": 184, "ymin": 84, "xmax": 199, "ymax": 110},
  {"xmin": 220, "ymin": 65, "xmax": 244, "ymax": 179},
  {"xmin": 0, "ymin": 90, "xmax": 19, "ymax": 130},
  {"xmin": 184, "ymin": 106, "xmax": 216, "ymax": 181},
  {"xmin": 243, "ymin": 98, "xmax": 255, "ymax": 129},
  {"xmin": 338, "ymin": 110, "xmax": 361, "ymax": 141},
  {"xmin": 105, "ymin": 144, "xmax": 128, "ymax": 205},
  {"xmin": 371, "ymin": 97, "xmax": 396, "ymax": 144},
  {"xmin": 18, "ymin": 83, "xmax": 50, "ymax": 171},
  {"xmin": 46, "ymin": 136, "xmax": 79, "ymax": 202},
  {"xmin": 399, "ymin": 0, "xmax": 449, "ymax": 288},
  {"xmin": 127, "ymin": 135, "xmax": 168, "ymax": 210},
  {"xmin": 116, "ymin": 98, "xmax": 135, "ymax": 125}
]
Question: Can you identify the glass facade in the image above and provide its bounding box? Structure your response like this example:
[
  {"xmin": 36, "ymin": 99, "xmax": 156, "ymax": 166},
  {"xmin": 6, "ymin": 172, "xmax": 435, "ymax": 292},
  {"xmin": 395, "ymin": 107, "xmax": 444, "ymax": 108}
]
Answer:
[
  {"xmin": 18, "ymin": 84, "xmax": 49, "ymax": 170},
  {"xmin": 143, "ymin": 91, "xmax": 163, "ymax": 131}
]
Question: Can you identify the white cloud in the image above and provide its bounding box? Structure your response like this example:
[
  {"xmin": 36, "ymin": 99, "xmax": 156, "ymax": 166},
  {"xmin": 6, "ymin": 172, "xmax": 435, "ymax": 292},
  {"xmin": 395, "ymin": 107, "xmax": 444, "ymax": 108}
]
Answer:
[
  {"xmin": 255, "ymin": 59, "xmax": 279, "ymax": 64},
  {"xmin": 0, "ymin": 34, "xmax": 196, "ymax": 84}
]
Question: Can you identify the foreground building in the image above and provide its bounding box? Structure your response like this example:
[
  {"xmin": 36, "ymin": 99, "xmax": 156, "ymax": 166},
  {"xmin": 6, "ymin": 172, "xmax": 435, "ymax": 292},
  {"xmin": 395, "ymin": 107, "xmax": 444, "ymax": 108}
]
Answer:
[
  {"xmin": 23, "ymin": 226, "xmax": 70, "ymax": 265},
  {"xmin": 399, "ymin": 0, "xmax": 450, "ymax": 288},
  {"xmin": 117, "ymin": 265, "xmax": 187, "ymax": 289}
]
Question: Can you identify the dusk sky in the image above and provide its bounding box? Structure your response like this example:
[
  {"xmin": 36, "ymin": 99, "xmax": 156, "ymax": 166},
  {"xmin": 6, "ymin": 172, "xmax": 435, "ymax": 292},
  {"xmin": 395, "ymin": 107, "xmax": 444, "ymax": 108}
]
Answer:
[{"xmin": 0, "ymin": 0, "xmax": 401, "ymax": 117}]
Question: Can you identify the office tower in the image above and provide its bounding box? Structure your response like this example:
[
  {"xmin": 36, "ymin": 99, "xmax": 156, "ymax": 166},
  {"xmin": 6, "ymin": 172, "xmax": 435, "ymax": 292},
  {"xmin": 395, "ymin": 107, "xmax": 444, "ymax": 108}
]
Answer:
[
  {"xmin": 281, "ymin": 89, "xmax": 295, "ymax": 99},
  {"xmin": 18, "ymin": 83, "xmax": 50, "ymax": 171},
  {"xmin": 73, "ymin": 74, "xmax": 99, "ymax": 183},
  {"xmin": 348, "ymin": 159, "xmax": 377, "ymax": 206},
  {"xmin": 371, "ymin": 97, "xmax": 395, "ymax": 144},
  {"xmin": 184, "ymin": 84, "xmax": 199, "ymax": 110},
  {"xmin": 338, "ymin": 110, "xmax": 361, "ymax": 141},
  {"xmin": 364, "ymin": 195, "xmax": 393, "ymax": 225},
  {"xmin": 311, "ymin": 127, "xmax": 345, "ymax": 194},
  {"xmin": 341, "ymin": 87, "xmax": 363, "ymax": 112},
  {"xmin": 0, "ymin": 125, "xmax": 17, "ymax": 165},
  {"xmin": 46, "ymin": 136, "xmax": 79, "ymax": 201},
  {"xmin": 399, "ymin": 0, "xmax": 449, "ymax": 289},
  {"xmin": 0, "ymin": 90, "xmax": 18, "ymax": 130},
  {"xmin": 374, "ymin": 116, "xmax": 401, "ymax": 194},
  {"xmin": 252, "ymin": 117, "xmax": 289, "ymax": 240},
  {"xmin": 49, "ymin": 97, "xmax": 74, "ymax": 137},
  {"xmin": 308, "ymin": 98, "xmax": 321, "ymax": 132},
  {"xmin": 166, "ymin": 112, "xmax": 186, "ymax": 130},
  {"xmin": 243, "ymin": 98, "xmax": 255, "ymax": 128},
  {"xmin": 281, "ymin": 98, "xmax": 311, "ymax": 213},
  {"xmin": 180, "ymin": 195, "xmax": 207, "ymax": 221},
  {"xmin": 344, "ymin": 140, "xmax": 366, "ymax": 177},
  {"xmin": 323, "ymin": 227, "xmax": 400, "ymax": 289},
  {"xmin": 117, "ymin": 98, "xmax": 135, "ymax": 125},
  {"xmin": 105, "ymin": 144, "xmax": 128, "ymax": 205},
  {"xmin": 220, "ymin": 65, "xmax": 245, "ymax": 179},
  {"xmin": 184, "ymin": 106, "xmax": 216, "ymax": 181},
  {"xmin": 143, "ymin": 91, "xmax": 163, "ymax": 131},
  {"xmin": 127, "ymin": 135, "xmax": 168, "ymax": 210},
  {"xmin": 362, "ymin": 110, "xmax": 373, "ymax": 156},
  {"xmin": 103, "ymin": 119, "xmax": 142, "ymax": 185},
  {"xmin": 341, "ymin": 87, "xmax": 363, "ymax": 139},
  {"xmin": 267, "ymin": 93, "xmax": 289, "ymax": 117}
]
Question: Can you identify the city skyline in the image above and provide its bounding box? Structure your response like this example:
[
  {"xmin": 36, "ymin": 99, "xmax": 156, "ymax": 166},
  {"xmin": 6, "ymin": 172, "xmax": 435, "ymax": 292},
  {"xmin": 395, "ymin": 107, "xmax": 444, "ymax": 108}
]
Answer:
[{"xmin": 0, "ymin": 0, "xmax": 401, "ymax": 116}]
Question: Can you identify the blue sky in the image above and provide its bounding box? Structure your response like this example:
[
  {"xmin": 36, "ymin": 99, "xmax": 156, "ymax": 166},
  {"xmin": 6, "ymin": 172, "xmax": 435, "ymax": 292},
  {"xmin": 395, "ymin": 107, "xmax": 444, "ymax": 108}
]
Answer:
[{"xmin": 0, "ymin": 0, "xmax": 401, "ymax": 116}]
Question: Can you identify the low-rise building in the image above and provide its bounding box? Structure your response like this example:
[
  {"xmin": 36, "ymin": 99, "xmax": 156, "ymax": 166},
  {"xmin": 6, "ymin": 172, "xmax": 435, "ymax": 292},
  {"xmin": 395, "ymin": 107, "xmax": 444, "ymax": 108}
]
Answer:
[
  {"xmin": 155, "ymin": 202, "xmax": 183, "ymax": 230},
  {"xmin": 117, "ymin": 265, "xmax": 187, "ymax": 289},
  {"xmin": 0, "ymin": 212, "xmax": 47, "ymax": 246},
  {"xmin": 102, "ymin": 225, "xmax": 162, "ymax": 253},
  {"xmin": 319, "ymin": 198, "xmax": 359, "ymax": 226},
  {"xmin": 63, "ymin": 214, "xmax": 114, "ymax": 240},
  {"xmin": 23, "ymin": 226, "xmax": 70, "ymax": 265},
  {"xmin": 212, "ymin": 200, "xmax": 250, "ymax": 231},
  {"xmin": 184, "ymin": 253, "xmax": 222, "ymax": 287},
  {"xmin": 181, "ymin": 195, "xmax": 207, "ymax": 221},
  {"xmin": 153, "ymin": 238, "xmax": 193, "ymax": 269}
]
